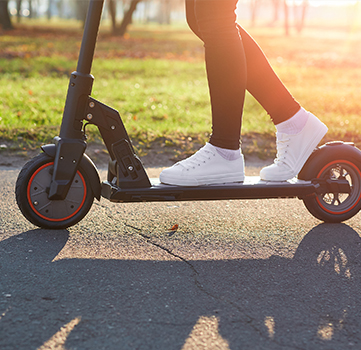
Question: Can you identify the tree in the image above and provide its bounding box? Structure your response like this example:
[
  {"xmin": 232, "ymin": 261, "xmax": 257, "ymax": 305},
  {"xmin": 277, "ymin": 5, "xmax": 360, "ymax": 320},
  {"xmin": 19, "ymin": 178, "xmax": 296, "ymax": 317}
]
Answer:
[
  {"xmin": 250, "ymin": 0, "xmax": 261, "ymax": 27},
  {"xmin": 16, "ymin": 0, "xmax": 22, "ymax": 23},
  {"xmin": 0, "ymin": 0, "xmax": 13, "ymax": 30},
  {"xmin": 293, "ymin": 0, "xmax": 308, "ymax": 33},
  {"xmin": 283, "ymin": 0, "xmax": 289, "ymax": 36},
  {"xmin": 108, "ymin": 0, "xmax": 117, "ymax": 33},
  {"xmin": 158, "ymin": 0, "xmax": 171, "ymax": 25},
  {"xmin": 267, "ymin": 0, "xmax": 309, "ymax": 36},
  {"xmin": 75, "ymin": 0, "xmax": 90, "ymax": 24},
  {"xmin": 271, "ymin": 0, "xmax": 281, "ymax": 24},
  {"xmin": 108, "ymin": 0, "xmax": 142, "ymax": 36},
  {"xmin": 118, "ymin": 0, "xmax": 141, "ymax": 36}
]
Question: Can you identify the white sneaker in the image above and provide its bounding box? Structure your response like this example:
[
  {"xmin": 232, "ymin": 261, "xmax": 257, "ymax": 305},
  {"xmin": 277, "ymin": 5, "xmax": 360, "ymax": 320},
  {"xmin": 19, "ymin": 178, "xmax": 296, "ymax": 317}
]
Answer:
[
  {"xmin": 260, "ymin": 113, "xmax": 328, "ymax": 181},
  {"xmin": 159, "ymin": 143, "xmax": 245, "ymax": 186}
]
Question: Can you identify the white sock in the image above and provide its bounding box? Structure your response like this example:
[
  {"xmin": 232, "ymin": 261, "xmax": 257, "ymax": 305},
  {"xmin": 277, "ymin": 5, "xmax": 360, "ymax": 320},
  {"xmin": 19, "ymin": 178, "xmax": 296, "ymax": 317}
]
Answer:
[
  {"xmin": 276, "ymin": 107, "xmax": 309, "ymax": 135},
  {"xmin": 213, "ymin": 145, "xmax": 242, "ymax": 161}
]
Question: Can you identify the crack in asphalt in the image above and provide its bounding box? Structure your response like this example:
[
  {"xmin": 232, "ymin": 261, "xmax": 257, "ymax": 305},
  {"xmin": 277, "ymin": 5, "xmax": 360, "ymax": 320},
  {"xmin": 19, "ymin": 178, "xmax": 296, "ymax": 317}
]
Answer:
[
  {"xmin": 123, "ymin": 223, "xmax": 303, "ymax": 349},
  {"xmin": 124, "ymin": 223, "xmax": 200, "ymax": 278}
]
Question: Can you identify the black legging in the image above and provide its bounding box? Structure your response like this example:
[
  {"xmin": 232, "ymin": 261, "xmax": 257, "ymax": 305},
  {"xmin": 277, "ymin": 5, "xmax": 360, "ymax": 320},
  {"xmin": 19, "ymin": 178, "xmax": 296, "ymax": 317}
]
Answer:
[{"xmin": 186, "ymin": 0, "xmax": 300, "ymax": 149}]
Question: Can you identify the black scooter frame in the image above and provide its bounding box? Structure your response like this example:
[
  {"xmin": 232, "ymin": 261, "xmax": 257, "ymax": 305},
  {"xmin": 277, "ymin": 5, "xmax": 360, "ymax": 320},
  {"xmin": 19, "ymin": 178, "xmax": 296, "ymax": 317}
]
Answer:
[
  {"xmin": 47, "ymin": 0, "xmax": 351, "ymax": 205},
  {"xmin": 48, "ymin": 0, "xmax": 150, "ymax": 201}
]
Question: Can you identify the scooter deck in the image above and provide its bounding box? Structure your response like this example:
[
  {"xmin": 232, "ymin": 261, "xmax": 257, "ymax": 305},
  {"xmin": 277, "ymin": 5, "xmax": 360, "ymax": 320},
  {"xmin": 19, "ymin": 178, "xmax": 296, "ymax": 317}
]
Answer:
[{"xmin": 101, "ymin": 176, "xmax": 319, "ymax": 203}]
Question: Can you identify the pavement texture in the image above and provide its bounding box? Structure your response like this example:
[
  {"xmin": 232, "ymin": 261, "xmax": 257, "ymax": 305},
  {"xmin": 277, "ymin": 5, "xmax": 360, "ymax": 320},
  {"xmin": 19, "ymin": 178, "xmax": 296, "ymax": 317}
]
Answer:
[{"xmin": 1, "ymin": 163, "xmax": 361, "ymax": 350}]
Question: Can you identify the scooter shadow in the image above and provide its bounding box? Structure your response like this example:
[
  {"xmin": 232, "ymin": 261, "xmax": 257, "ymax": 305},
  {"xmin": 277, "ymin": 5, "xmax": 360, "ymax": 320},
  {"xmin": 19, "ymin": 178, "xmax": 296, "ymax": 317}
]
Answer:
[{"xmin": 1, "ymin": 224, "xmax": 360, "ymax": 349}]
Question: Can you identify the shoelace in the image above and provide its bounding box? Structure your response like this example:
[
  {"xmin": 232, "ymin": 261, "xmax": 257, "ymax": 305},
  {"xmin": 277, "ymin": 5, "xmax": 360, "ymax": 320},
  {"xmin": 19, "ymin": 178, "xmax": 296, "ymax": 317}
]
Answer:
[
  {"xmin": 178, "ymin": 147, "xmax": 215, "ymax": 169},
  {"xmin": 274, "ymin": 135, "xmax": 291, "ymax": 166}
]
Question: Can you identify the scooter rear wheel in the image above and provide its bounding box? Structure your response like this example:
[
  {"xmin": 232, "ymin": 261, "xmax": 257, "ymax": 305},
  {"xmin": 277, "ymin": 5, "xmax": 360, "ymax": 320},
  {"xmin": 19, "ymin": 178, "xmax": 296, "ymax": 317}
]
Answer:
[
  {"xmin": 16, "ymin": 153, "xmax": 94, "ymax": 229},
  {"xmin": 300, "ymin": 145, "xmax": 361, "ymax": 223}
]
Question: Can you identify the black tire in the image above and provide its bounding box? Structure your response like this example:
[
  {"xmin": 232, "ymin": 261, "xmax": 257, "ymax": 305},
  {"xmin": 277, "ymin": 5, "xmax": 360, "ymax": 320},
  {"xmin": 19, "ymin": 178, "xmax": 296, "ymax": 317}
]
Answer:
[
  {"xmin": 299, "ymin": 143, "xmax": 361, "ymax": 223},
  {"xmin": 16, "ymin": 153, "xmax": 94, "ymax": 229}
]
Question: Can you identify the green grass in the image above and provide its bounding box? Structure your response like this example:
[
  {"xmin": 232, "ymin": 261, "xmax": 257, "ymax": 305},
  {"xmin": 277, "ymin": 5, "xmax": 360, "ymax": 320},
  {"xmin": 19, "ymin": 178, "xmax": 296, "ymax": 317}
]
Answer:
[
  {"xmin": 1, "ymin": 21, "xmax": 361, "ymax": 157},
  {"xmin": 0, "ymin": 56, "xmax": 272, "ymax": 148}
]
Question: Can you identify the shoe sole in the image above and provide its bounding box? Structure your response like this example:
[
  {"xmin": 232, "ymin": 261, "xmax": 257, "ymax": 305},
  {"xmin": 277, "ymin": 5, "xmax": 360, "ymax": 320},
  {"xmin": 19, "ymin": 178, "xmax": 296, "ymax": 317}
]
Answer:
[{"xmin": 160, "ymin": 173, "xmax": 245, "ymax": 186}]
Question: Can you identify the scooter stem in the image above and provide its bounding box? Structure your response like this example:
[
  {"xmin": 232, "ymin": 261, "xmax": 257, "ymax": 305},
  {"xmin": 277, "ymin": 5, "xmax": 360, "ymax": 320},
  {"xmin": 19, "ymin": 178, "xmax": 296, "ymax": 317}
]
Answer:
[
  {"xmin": 59, "ymin": 0, "xmax": 104, "ymax": 140},
  {"xmin": 49, "ymin": 0, "xmax": 105, "ymax": 200},
  {"xmin": 77, "ymin": 0, "xmax": 105, "ymax": 75}
]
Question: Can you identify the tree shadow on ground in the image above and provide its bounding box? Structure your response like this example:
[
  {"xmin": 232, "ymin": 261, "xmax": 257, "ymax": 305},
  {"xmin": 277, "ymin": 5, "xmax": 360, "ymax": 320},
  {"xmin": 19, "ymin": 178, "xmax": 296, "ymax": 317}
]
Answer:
[{"xmin": 1, "ymin": 223, "xmax": 360, "ymax": 349}]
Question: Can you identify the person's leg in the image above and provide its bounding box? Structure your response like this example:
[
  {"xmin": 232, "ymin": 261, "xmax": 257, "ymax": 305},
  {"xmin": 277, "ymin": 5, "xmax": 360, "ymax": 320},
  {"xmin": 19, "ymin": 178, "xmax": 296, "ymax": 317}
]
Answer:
[
  {"xmin": 194, "ymin": 0, "xmax": 246, "ymax": 150},
  {"xmin": 237, "ymin": 25, "xmax": 301, "ymax": 124},
  {"xmin": 160, "ymin": 1, "xmax": 327, "ymax": 185},
  {"xmin": 235, "ymin": 25, "xmax": 327, "ymax": 181},
  {"xmin": 186, "ymin": 1, "xmax": 300, "ymax": 125},
  {"xmin": 160, "ymin": 0, "xmax": 246, "ymax": 186}
]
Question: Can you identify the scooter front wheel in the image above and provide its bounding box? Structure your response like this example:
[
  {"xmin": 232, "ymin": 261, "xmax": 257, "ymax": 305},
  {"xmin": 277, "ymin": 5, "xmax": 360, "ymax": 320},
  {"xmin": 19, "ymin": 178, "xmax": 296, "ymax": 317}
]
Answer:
[
  {"xmin": 299, "ymin": 143, "xmax": 361, "ymax": 223},
  {"xmin": 16, "ymin": 153, "xmax": 94, "ymax": 229}
]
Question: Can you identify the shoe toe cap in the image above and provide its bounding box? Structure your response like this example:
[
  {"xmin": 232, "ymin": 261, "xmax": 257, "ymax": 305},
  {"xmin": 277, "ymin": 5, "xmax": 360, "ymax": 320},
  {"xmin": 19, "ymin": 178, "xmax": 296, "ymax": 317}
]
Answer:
[
  {"xmin": 159, "ymin": 164, "xmax": 186, "ymax": 183},
  {"xmin": 260, "ymin": 163, "xmax": 294, "ymax": 181}
]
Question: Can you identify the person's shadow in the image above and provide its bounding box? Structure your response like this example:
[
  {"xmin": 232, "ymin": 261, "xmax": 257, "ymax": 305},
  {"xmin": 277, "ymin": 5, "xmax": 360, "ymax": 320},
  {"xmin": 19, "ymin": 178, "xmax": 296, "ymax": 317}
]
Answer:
[{"xmin": 1, "ymin": 223, "xmax": 361, "ymax": 349}]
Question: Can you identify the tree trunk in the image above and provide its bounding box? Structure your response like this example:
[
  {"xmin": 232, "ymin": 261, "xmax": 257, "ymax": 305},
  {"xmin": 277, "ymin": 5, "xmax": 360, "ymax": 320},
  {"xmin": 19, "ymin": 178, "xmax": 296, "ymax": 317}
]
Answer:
[
  {"xmin": 75, "ymin": 0, "xmax": 90, "ymax": 27},
  {"xmin": 143, "ymin": 0, "xmax": 150, "ymax": 23},
  {"xmin": 0, "ymin": 0, "xmax": 13, "ymax": 30},
  {"xmin": 29, "ymin": 0, "xmax": 33, "ymax": 18},
  {"xmin": 271, "ymin": 0, "xmax": 281, "ymax": 23},
  {"xmin": 117, "ymin": 0, "xmax": 141, "ymax": 37},
  {"xmin": 16, "ymin": 0, "xmax": 22, "ymax": 23},
  {"xmin": 250, "ymin": 0, "xmax": 259, "ymax": 27},
  {"xmin": 283, "ymin": 0, "xmax": 289, "ymax": 36},
  {"xmin": 47, "ymin": 0, "xmax": 53, "ymax": 20},
  {"xmin": 159, "ymin": 0, "xmax": 171, "ymax": 25},
  {"xmin": 57, "ymin": 0, "xmax": 63, "ymax": 18},
  {"xmin": 294, "ymin": 0, "xmax": 308, "ymax": 33},
  {"xmin": 108, "ymin": 0, "xmax": 117, "ymax": 34}
]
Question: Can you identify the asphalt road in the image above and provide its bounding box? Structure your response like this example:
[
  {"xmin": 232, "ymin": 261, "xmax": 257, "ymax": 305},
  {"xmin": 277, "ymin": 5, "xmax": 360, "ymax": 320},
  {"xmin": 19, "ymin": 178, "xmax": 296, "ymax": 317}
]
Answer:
[{"xmin": 1, "ymin": 163, "xmax": 361, "ymax": 350}]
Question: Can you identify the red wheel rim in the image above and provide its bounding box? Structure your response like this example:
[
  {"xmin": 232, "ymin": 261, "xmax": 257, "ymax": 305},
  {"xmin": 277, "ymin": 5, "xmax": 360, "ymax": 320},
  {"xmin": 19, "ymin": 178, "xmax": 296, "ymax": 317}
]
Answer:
[
  {"xmin": 316, "ymin": 160, "xmax": 361, "ymax": 215},
  {"xmin": 27, "ymin": 162, "xmax": 87, "ymax": 222}
]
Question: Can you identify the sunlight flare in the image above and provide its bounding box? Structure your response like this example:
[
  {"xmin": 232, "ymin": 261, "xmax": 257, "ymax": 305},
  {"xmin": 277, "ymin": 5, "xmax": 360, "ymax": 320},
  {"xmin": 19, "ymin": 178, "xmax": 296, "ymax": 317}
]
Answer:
[
  {"xmin": 317, "ymin": 247, "xmax": 351, "ymax": 279},
  {"xmin": 264, "ymin": 316, "xmax": 275, "ymax": 339},
  {"xmin": 182, "ymin": 315, "xmax": 230, "ymax": 350},
  {"xmin": 38, "ymin": 316, "xmax": 81, "ymax": 350},
  {"xmin": 317, "ymin": 321, "xmax": 334, "ymax": 340}
]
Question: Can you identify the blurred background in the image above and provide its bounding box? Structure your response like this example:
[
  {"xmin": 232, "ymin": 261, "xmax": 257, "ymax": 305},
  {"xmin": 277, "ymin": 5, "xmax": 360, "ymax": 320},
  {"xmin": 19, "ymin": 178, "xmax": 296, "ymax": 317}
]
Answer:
[
  {"xmin": 0, "ymin": 0, "xmax": 360, "ymax": 162},
  {"xmin": 1, "ymin": 0, "xmax": 360, "ymax": 35}
]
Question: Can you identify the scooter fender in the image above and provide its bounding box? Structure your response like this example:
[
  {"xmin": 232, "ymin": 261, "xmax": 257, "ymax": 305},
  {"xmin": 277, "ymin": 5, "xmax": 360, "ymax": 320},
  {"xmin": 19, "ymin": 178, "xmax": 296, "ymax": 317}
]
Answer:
[
  {"xmin": 298, "ymin": 141, "xmax": 361, "ymax": 180},
  {"xmin": 41, "ymin": 144, "xmax": 101, "ymax": 200}
]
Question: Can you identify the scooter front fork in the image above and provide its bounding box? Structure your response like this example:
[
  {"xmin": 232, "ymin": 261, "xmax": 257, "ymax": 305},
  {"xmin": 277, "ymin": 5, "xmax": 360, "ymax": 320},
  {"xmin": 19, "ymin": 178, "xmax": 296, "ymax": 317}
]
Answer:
[
  {"xmin": 48, "ymin": 71, "xmax": 93, "ymax": 200},
  {"xmin": 48, "ymin": 94, "xmax": 151, "ymax": 200},
  {"xmin": 83, "ymin": 97, "xmax": 151, "ymax": 189}
]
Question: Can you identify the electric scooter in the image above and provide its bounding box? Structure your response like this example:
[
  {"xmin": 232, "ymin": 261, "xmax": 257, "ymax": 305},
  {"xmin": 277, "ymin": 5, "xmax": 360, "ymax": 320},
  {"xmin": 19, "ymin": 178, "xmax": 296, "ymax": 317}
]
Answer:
[{"xmin": 15, "ymin": 0, "xmax": 361, "ymax": 229}]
